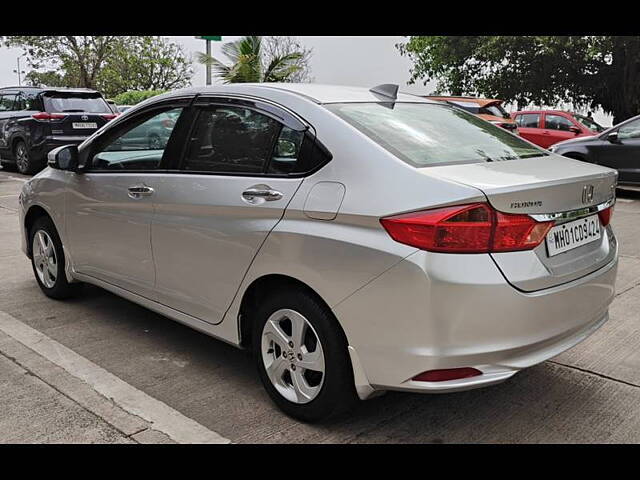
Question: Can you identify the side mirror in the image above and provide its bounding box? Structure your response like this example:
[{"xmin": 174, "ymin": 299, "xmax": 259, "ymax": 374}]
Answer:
[
  {"xmin": 569, "ymin": 126, "xmax": 581, "ymax": 135},
  {"xmin": 607, "ymin": 132, "xmax": 620, "ymax": 143},
  {"xmin": 48, "ymin": 145, "xmax": 79, "ymax": 171}
]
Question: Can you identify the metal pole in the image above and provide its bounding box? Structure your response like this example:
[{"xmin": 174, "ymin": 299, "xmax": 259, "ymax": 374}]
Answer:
[
  {"xmin": 17, "ymin": 57, "xmax": 22, "ymax": 86},
  {"xmin": 206, "ymin": 39, "xmax": 211, "ymax": 86}
]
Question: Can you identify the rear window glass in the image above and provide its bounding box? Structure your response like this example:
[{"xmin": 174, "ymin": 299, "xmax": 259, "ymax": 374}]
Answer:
[
  {"xmin": 43, "ymin": 93, "xmax": 111, "ymax": 113},
  {"xmin": 325, "ymin": 103, "xmax": 546, "ymax": 167}
]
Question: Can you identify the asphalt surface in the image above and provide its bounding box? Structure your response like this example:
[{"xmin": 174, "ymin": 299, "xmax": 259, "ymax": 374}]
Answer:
[{"xmin": 1, "ymin": 168, "xmax": 640, "ymax": 443}]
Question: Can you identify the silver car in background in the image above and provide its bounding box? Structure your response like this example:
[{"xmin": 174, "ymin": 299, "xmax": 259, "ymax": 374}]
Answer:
[{"xmin": 18, "ymin": 83, "xmax": 618, "ymax": 422}]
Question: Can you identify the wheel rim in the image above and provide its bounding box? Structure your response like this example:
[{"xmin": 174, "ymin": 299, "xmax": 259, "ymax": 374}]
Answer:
[
  {"xmin": 261, "ymin": 308, "xmax": 325, "ymax": 404},
  {"xmin": 32, "ymin": 230, "xmax": 57, "ymax": 289},
  {"xmin": 15, "ymin": 144, "xmax": 28, "ymax": 172},
  {"xmin": 149, "ymin": 136, "xmax": 161, "ymax": 149}
]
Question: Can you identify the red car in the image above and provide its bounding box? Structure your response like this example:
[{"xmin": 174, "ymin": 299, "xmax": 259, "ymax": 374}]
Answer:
[{"xmin": 513, "ymin": 110, "xmax": 606, "ymax": 149}]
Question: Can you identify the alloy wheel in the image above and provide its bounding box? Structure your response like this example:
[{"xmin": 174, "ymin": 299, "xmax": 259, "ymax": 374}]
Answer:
[
  {"xmin": 32, "ymin": 230, "xmax": 57, "ymax": 289},
  {"xmin": 15, "ymin": 143, "xmax": 28, "ymax": 173},
  {"xmin": 261, "ymin": 308, "xmax": 325, "ymax": 404}
]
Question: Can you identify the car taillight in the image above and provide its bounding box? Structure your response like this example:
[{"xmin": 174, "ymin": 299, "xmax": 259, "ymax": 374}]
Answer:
[
  {"xmin": 412, "ymin": 368, "xmax": 482, "ymax": 382},
  {"xmin": 101, "ymin": 113, "xmax": 118, "ymax": 120},
  {"xmin": 380, "ymin": 203, "xmax": 554, "ymax": 254},
  {"xmin": 598, "ymin": 206, "xmax": 613, "ymax": 227},
  {"xmin": 31, "ymin": 112, "xmax": 67, "ymax": 121}
]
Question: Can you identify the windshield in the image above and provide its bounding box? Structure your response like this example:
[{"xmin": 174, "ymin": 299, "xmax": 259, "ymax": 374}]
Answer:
[
  {"xmin": 574, "ymin": 114, "xmax": 605, "ymax": 133},
  {"xmin": 43, "ymin": 93, "xmax": 111, "ymax": 113},
  {"xmin": 325, "ymin": 103, "xmax": 546, "ymax": 167}
]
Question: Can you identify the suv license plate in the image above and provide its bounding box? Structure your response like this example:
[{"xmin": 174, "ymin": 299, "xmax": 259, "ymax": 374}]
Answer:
[
  {"xmin": 546, "ymin": 214, "xmax": 601, "ymax": 257},
  {"xmin": 72, "ymin": 122, "xmax": 97, "ymax": 129}
]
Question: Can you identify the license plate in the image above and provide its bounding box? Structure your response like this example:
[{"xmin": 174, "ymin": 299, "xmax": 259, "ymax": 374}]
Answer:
[
  {"xmin": 72, "ymin": 122, "xmax": 97, "ymax": 129},
  {"xmin": 545, "ymin": 214, "xmax": 601, "ymax": 257}
]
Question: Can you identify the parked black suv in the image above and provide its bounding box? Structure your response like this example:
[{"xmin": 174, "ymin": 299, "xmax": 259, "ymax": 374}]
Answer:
[{"xmin": 0, "ymin": 86, "xmax": 116, "ymax": 174}]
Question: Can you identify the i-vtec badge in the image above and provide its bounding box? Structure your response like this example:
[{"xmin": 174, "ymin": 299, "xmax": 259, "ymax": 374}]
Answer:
[
  {"xmin": 510, "ymin": 200, "xmax": 543, "ymax": 209},
  {"xmin": 582, "ymin": 184, "xmax": 595, "ymax": 204}
]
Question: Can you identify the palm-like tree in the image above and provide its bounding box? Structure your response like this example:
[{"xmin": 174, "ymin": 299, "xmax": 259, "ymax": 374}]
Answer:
[{"xmin": 197, "ymin": 36, "xmax": 305, "ymax": 84}]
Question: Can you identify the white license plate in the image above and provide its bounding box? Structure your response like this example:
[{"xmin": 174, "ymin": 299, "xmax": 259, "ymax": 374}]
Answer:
[
  {"xmin": 545, "ymin": 214, "xmax": 601, "ymax": 257},
  {"xmin": 72, "ymin": 122, "xmax": 97, "ymax": 129}
]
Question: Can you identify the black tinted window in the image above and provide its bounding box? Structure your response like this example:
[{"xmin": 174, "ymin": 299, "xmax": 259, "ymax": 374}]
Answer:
[
  {"xmin": 184, "ymin": 106, "xmax": 280, "ymax": 174},
  {"xmin": 516, "ymin": 113, "xmax": 540, "ymax": 128},
  {"xmin": 90, "ymin": 107, "xmax": 183, "ymax": 171},
  {"xmin": 267, "ymin": 126, "xmax": 305, "ymax": 174},
  {"xmin": 44, "ymin": 93, "xmax": 111, "ymax": 113}
]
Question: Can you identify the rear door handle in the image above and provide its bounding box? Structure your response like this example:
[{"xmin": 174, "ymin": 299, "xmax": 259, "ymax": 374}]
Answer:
[
  {"xmin": 242, "ymin": 186, "xmax": 283, "ymax": 203},
  {"xmin": 128, "ymin": 185, "xmax": 154, "ymax": 199}
]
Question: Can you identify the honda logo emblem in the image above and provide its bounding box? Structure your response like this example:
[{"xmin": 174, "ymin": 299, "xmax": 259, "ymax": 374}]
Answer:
[{"xmin": 582, "ymin": 185, "xmax": 595, "ymax": 204}]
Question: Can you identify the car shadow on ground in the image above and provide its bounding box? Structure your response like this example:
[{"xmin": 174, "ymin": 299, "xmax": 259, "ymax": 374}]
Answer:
[{"xmin": 38, "ymin": 283, "xmax": 615, "ymax": 444}]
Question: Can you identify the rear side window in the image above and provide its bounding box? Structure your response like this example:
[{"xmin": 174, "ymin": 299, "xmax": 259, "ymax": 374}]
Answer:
[
  {"xmin": 183, "ymin": 106, "xmax": 280, "ymax": 174},
  {"xmin": 545, "ymin": 114, "xmax": 574, "ymax": 131},
  {"xmin": 43, "ymin": 93, "xmax": 111, "ymax": 114},
  {"xmin": 515, "ymin": 113, "xmax": 540, "ymax": 128},
  {"xmin": 0, "ymin": 94, "xmax": 17, "ymax": 112}
]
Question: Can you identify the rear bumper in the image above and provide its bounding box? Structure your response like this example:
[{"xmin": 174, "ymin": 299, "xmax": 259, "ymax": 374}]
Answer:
[{"xmin": 334, "ymin": 249, "xmax": 617, "ymax": 399}]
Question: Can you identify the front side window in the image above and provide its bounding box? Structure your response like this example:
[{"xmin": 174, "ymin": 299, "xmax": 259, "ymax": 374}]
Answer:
[
  {"xmin": 90, "ymin": 107, "xmax": 183, "ymax": 171},
  {"xmin": 183, "ymin": 106, "xmax": 280, "ymax": 174},
  {"xmin": 326, "ymin": 102, "xmax": 546, "ymax": 167},
  {"xmin": 618, "ymin": 118, "xmax": 640, "ymax": 140},
  {"xmin": 516, "ymin": 113, "xmax": 540, "ymax": 128},
  {"xmin": 0, "ymin": 94, "xmax": 17, "ymax": 112},
  {"xmin": 545, "ymin": 114, "xmax": 575, "ymax": 132}
]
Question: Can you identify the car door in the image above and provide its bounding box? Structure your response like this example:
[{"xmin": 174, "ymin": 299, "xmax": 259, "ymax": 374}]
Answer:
[
  {"xmin": 65, "ymin": 99, "xmax": 192, "ymax": 298},
  {"xmin": 592, "ymin": 117, "xmax": 640, "ymax": 184},
  {"xmin": 150, "ymin": 98, "xmax": 310, "ymax": 324},
  {"xmin": 514, "ymin": 113, "xmax": 545, "ymax": 146},
  {"xmin": 542, "ymin": 113, "xmax": 580, "ymax": 147}
]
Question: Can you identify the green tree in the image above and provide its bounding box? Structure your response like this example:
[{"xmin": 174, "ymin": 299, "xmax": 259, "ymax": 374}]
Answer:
[
  {"xmin": 97, "ymin": 37, "xmax": 193, "ymax": 98},
  {"xmin": 197, "ymin": 36, "xmax": 311, "ymax": 83},
  {"xmin": 398, "ymin": 36, "xmax": 640, "ymax": 124}
]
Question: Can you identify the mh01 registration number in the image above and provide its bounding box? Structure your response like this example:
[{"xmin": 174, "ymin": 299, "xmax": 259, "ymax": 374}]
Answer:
[{"xmin": 545, "ymin": 214, "xmax": 601, "ymax": 257}]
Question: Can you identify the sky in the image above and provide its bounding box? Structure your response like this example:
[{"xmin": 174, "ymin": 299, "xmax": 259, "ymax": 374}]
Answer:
[{"xmin": 0, "ymin": 36, "xmax": 612, "ymax": 125}]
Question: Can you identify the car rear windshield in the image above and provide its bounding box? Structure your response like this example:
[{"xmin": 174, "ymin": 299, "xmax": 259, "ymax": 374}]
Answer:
[
  {"xmin": 43, "ymin": 93, "xmax": 111, "ymax": 113},
  {"xmin": 325, "ymin": 102, "xmax": 546, "ymax": 167}
]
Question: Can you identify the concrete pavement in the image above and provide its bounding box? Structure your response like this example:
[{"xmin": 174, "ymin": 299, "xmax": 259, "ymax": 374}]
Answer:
[{"xmin": 1, "ymin": 168, "xmax": 640, "ymax": 443}]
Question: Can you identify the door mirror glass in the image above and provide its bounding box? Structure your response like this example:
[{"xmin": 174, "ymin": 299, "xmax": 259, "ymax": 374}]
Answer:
[
  {"xmin": 48, "ymin": 145, "xmax": 79, "ymax": 171},
  {"xmin": 607, "ymin": 131, "xmax": 620, "ymax": 143},
  {"xmin": 569, "ymin": 126, "xmax": 581, "ymax": 134}
]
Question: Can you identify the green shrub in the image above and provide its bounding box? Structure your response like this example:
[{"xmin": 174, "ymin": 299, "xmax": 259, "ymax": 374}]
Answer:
[{"xmin": 112, "ymin": 90, "xmax": 168, "ymax": 106}]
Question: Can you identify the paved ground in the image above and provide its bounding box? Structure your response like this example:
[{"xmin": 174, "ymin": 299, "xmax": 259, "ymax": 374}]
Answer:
[{"xmin": 1, "ymin": 168, "xmax": 640, "ymax": 443}]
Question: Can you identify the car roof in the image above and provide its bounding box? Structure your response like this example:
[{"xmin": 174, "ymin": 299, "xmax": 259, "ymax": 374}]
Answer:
[
  {"xmin": 0, "ymin": 86, "xmax": 100, "ymax": 94},
  {"xmin": 161, "ymin": 83, "xmax": 436, "ymax": 105},
  {"xmin": 514, "ymin": 109, "xmax": 574, "ymax": 115},
  {"xmin": 425, "ymin": 96, "xmax": 503, "ymax": 107}
]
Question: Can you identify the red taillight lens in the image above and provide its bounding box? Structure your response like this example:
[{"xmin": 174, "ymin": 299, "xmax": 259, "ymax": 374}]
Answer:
[
  {"xmin": 598, "ymin": 206, "xmax": 613, "ymax": 227},
  {"xmin": 31, "ymin": 112, "xmax": 67, "ymax": 121},
  {"xmin": 412, "ymin": 368, "xmax": 482, "ymax": 382},
  {"xmin": 101, "ymin": 113, "xmax": 118, "ymax": 120},
  {"xmin": 381, "ymin": 203, "xmax": 553, "ymax": 254}
]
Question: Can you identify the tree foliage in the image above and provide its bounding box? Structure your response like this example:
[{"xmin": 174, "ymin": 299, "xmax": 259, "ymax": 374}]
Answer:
[
  {"xmin": 2, "ymin": 36, "xmax": 193, "ymax": 98},
  {"xmin": 197, "ymin": 36, "xmax": 312, "ymax": 83},
  {"xmin": 398, "ymin": 36, "xmax": 640, "ymax": 124}
]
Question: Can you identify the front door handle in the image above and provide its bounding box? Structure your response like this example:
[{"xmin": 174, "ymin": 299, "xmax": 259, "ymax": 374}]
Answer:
[
  {"xmin": 242, "ymin": 186, "xmax": 283, "ymax": 203},
  {"xmin": 128, "ymin": 185, "xmax": 154, "ymax": 199}
]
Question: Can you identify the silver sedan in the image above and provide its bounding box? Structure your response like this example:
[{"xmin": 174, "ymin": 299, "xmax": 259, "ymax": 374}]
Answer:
[{"xmin": 18, "ymin": 83, "xmax": 618, "ymax": 422}]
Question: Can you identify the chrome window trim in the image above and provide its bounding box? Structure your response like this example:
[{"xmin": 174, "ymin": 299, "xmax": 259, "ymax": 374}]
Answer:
[{"xmin": 530, "ymin": 197, "xmax": 615, "ymax": 223}]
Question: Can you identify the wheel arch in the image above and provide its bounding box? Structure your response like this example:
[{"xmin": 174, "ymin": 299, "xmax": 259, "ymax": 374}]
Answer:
[{"xmin": 24, "ymin": 205, "xmax": 53, "ymax": 257}]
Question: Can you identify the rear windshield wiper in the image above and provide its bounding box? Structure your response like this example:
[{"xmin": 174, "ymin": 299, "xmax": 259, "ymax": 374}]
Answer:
[{"xmin": 61, "ymin": 109, "xmax": 85, "ymax": 112}]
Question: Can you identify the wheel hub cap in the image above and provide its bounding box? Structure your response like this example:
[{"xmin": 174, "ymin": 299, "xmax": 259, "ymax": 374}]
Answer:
[
  {"xmin": 261, "ymin": 308, "xmax": 325, "ymax": 404},
  {"xmin": 32, "ymin": 230, "xmax": 57, "ymax": 289}
]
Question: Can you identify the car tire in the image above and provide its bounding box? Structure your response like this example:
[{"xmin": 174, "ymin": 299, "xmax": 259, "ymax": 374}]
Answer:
[
  {"xmin": 14, "ymin": 140, "xmax": 40, "ymax": 175},
  {"xmin": 252, "ymin": 288, "xmax": 359, "ymax": 422},
  {"xmin": 29, "ymin": 216, "xmax": 81, "ymax": 299}
]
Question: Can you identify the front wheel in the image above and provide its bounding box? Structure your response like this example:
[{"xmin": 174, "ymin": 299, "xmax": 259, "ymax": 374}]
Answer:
[
  {"xmin": 14, "ymin": 140, "xmax": 39, "ymax": 175},
  {"xmin": 29, "ymin": 216, "xmax": 81, "ymax": 299},
  {"xmin": 253, "ymin": 289, "xmax": 359, "ymax": 422}
]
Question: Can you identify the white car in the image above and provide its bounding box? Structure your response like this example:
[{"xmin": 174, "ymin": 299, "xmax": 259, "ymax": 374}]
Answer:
[{"xmin": 18, "ymin": 83, "xmax": 618, "ymax": 421}]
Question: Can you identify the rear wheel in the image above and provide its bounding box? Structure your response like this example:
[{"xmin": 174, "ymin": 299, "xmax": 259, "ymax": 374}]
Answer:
[
  {"xmin": 29, "ymin": 216, "xmax": 81, "ymax": 299},
  {"xmin": 14, "ymin": 140, "xmax": 39, "ymax": 175},
  {"xmin": 252, "ymin": 288, "xmax": 359, "ymax": 422}
]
